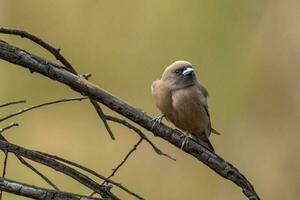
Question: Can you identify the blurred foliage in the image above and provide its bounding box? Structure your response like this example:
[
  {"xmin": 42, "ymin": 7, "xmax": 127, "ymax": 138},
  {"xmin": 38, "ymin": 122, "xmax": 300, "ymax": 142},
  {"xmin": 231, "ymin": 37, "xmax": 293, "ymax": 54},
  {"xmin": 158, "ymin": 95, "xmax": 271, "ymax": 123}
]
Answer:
[{"xmin": 0, "ymin": 0, "xmax": 299, "ymax": 199}]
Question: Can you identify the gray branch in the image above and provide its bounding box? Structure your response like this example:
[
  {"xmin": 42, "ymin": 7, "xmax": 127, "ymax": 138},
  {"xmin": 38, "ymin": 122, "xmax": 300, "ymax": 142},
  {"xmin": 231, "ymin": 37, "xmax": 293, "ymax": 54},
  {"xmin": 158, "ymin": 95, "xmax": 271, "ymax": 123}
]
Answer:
[
  {"xmin": 0, "ymin": 139, "xmax": 118, "ymax": 200},
  {"xmin": 0, "ymin": 40, "xmax": 260, "ymax": 200},
  {"xmin": 0, "ymin": 177, "xmax": 103, "ymax": 200}
]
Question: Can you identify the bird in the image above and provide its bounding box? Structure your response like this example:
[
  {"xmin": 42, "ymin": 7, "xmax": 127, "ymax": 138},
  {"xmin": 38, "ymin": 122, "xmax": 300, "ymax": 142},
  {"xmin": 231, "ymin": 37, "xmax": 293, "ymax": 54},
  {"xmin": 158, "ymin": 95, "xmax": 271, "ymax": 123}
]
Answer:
[{"xmin": 151, "ymin": 60, "xmax": 220, "ymax": 151}]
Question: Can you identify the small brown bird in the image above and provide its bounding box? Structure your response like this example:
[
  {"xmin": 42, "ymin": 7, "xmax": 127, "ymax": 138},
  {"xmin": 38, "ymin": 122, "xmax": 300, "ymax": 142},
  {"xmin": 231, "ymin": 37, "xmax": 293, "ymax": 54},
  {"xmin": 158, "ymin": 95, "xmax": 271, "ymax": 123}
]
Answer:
[{"xmin": 151, "ymin": 60, "xmax": 220, "ymax": 151}]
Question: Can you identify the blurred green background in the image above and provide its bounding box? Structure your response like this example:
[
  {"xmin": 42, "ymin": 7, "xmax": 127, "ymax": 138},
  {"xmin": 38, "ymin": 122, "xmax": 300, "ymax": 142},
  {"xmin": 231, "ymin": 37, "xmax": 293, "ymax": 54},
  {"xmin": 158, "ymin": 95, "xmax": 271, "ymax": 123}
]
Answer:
[{"xmin": 1, "ymin": 0, "xmax": 299, "ymax": 199}]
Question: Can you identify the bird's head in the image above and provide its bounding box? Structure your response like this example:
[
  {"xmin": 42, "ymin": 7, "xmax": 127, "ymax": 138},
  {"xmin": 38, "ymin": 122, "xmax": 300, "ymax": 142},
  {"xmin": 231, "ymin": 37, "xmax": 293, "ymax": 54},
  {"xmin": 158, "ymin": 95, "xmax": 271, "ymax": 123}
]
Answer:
[{"xmin": 162, "ymin": 60, "xmax": 197, "ymax": 89}]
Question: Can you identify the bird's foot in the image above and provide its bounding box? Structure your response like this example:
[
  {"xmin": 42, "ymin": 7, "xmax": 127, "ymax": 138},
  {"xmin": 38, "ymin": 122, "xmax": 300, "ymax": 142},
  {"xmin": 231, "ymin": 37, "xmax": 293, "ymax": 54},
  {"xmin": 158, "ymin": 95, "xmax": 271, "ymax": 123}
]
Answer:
[
  {"xmin": 151, "ymin": 115, "xmax": 165, "ymax": 130},
  {"xmin": 181, "ymin": 135, "xmax": 190, "ymax": 149}
]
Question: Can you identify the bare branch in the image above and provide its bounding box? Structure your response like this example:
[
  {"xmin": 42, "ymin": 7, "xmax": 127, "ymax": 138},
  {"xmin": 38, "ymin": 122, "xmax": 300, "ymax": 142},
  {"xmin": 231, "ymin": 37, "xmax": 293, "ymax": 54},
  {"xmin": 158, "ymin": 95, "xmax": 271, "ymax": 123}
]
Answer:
[
  {"xmin": 0, "ymin": 39, "xmax": 260, "ymax": 200},
  {"xmin": 37, "ymin": 151, "xmax": 143, "ymax": 200},
  {"xmin": 0, "ymin": 122, "xmax": 18, "ymax": 133},
  {"xmin": 0, "ymin": 177, "xmax": 103, "ymax": 200},
  {"xmin": 90, "ymin": 100, "xmax": 115, "ymax": 140},
  {"xmin": 90, "ymin": 139, "xmax": 143, "ymax": 199},
  {"xmin": 0, "ymin": 126, "xmax": 59, "ymax": 190},
  {"xmin": 18, "ymin": 157, "xmax": 60, "ymax": 190},
  {"xmin": 0, "ymin": 27, "xmax": 76, "ymax": 73},
  {"xmin": 105, "ymin": 115, "xmax": 175, "ymax": 161},
  {"xmin": 0, "ymin": 139, "xmax": 118, "ymax": 200},
  {"xmin": 0, "ymin": 100, "xmax": 26, "ymax": 108},
  {"xmin": 0, "ymin": 97, "xmax": 88, "ymax": 123},
  {"xmin": 0, "ymin": 28, "xmax": 116, "ymax": 140},
  {"xmin": 105, "ymin": 138, "xmax": 143, "ymax": 183},
  {"xmin": 0, "ymin": 151, "xmax": 8, "ymax": 200}
]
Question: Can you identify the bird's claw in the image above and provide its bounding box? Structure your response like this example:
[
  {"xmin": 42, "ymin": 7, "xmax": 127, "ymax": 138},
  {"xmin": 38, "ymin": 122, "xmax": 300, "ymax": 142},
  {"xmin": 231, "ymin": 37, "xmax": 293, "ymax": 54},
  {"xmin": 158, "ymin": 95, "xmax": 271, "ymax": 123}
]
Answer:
[
  {"xmin": 151, "ymin": 115, "xmax": 165, "ymax": 130},
  {"xmin": 181, "ymin": 135, "xmax": 190, "ymax": 149}
]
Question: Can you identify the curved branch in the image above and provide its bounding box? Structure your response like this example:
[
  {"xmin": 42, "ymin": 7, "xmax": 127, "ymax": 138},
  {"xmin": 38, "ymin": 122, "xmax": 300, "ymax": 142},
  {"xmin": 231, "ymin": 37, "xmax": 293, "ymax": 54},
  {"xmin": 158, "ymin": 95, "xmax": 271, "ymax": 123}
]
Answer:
[{"xmin": 0, "ymin": 40, "xmax": 260, "ymax": 200}]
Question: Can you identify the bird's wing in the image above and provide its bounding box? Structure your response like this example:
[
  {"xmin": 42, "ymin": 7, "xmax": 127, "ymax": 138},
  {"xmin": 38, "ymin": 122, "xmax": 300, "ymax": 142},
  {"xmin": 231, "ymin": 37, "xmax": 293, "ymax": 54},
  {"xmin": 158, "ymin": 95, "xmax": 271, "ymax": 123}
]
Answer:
[{"xmin": 195, "ymin": 82, "xmax": 221, "ymax": 135}]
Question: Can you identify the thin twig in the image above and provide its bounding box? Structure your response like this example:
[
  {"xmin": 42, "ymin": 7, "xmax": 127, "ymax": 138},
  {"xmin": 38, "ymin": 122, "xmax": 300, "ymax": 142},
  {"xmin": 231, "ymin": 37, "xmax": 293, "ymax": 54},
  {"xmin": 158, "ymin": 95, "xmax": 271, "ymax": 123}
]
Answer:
[
  {"xmin": 18, "ymin": 157, "xmax": 60, "ymax": 190},
  {"xmin": 105, "ymin": 115, "xmax": 176, "ymax": 161},
  {"xmin": 90, "ymin": 138, "xmax": 144, "ymax": 198},
  {"xmin": 0, "ymin": 122, "xmax": 19, "ymax": 133},
  {"xmin": 105, "ymin": 138, "xmax": 143, "ymax": 183},
  {"xmin": 0, "ymin": 27, "xmax": 76, "ymax": 73},
  {"xmin": 0, "ymin": 100, "xmax": 26, "ymax": 108},
  {"xmin": 0, "ymin": 97, "xmax": 88, "ymax": 123},
  {"xmin": 90, "ymin": 100, "xmax": 115, "ymax": 140},
  {"xmin": 37, "ymin": 151, "xmax": 143, "ymax": 200}
]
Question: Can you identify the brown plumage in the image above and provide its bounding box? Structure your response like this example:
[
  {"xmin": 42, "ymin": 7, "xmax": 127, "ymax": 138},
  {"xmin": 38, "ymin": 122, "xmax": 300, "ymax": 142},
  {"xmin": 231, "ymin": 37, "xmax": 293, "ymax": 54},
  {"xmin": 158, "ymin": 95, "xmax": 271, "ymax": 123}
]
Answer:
[{"xmin": 151, "ymin": 60, "xmax": 220, "ymax": 151}]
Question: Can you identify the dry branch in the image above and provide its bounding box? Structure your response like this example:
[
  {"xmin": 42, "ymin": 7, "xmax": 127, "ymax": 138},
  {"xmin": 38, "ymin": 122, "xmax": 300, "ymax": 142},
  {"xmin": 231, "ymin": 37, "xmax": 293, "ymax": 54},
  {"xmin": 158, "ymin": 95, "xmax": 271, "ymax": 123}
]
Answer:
[
  {"xmin": 0, "ymin": 27, "xmax": 115, "ymax": 140},
  {"xmin": 0, "ymin": 100, "xmax": 26, "ymax": 108},
  {"xmin": 0, "ymin": 39, "xmax": 260, "ymax": 200},
  {"xmin": 0, "ymin": 139, "xmax": 118, "ymax": 200},
  {"xmin": 0, "ymin": 177, "xmax": 103, "ymax": 200}
]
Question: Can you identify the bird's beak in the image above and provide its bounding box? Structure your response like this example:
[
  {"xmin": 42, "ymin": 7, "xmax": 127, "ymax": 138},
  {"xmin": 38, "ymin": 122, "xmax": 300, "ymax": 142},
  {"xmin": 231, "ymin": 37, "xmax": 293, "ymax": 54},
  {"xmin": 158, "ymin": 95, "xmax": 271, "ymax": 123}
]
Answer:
[{"xmin": 182, "ymin": 67, "xmax": 194, "ymax": 76}]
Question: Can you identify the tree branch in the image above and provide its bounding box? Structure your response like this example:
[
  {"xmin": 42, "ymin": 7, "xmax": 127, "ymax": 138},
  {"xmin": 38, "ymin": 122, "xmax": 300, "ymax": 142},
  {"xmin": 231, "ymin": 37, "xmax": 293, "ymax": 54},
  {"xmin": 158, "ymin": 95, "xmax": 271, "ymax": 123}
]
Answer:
[
  {"xmin": 36, "ymin": 151, "xmax": 143, "ymax": 200},
  {"xmin": 0, "ymin": 40, "xmax": 260, "ymax": 200},
  {"xmin": 0, "ymin": 139, "xmax": 118, "ymax": 200},
  {"xmin": 0, "ymin": 100, "xmax": 26, "ymax": 108},
  {"xmin": 0, "ymin": 97, "xmax": 88, "ymax": 123},
  {"xmin": 0, "ymin": 27, "xmax": 116, "ymax": 140},
  {"xmin": 0, "ymin": 177, "xmax": 103, "ymax": 200}
]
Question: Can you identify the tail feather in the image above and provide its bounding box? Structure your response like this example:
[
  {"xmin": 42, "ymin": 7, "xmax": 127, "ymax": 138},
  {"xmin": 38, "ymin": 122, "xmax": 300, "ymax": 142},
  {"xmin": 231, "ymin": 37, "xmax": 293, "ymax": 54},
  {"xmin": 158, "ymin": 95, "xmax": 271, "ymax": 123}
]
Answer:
[
  {"xmin": 211, "ymin": 128, "xmax": 221, "ymax": 135},
  {"xmin": 197, "ymin": 138, "xmax": 215, "ymax": 152}
]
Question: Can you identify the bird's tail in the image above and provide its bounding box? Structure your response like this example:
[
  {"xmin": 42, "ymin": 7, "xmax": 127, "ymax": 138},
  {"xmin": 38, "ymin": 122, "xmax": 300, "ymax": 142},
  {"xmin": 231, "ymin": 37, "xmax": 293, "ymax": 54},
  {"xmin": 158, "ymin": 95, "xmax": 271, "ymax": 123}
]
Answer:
[
  {"xmin": 197, "ymin": 137, "xmax": 215, "ymax": 152},
  {"xmin": 211, "ymin": 128, "xmax": 221, "ymax": 135}
]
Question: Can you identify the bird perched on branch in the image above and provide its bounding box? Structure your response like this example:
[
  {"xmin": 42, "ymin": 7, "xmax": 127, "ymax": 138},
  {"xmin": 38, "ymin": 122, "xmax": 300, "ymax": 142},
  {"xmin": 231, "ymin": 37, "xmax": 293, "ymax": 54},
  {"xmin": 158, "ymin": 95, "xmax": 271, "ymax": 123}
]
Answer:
[{"xmin": 151, "ymin": 60, "xmax": 220, "ymax": 151}]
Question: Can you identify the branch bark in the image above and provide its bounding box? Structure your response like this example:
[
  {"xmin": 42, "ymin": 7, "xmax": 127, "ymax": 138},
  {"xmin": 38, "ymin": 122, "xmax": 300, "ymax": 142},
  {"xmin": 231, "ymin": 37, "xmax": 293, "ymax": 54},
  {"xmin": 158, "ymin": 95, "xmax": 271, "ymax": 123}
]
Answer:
[
  {"xmin": 0, "ymin": 40, "xmax": 260, "ymax": 200},
  {"xmin": 0, "ymin": 177, "xmax": 102, "ymax": 200},
  {"xmin": 0, "ymin": 139, "xmax": 118, "ymax": 200}
]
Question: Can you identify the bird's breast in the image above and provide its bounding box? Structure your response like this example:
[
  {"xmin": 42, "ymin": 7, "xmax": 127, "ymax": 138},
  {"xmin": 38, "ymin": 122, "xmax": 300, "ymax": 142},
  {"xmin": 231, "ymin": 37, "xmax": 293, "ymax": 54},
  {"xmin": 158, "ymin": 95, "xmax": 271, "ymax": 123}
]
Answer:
[{"xmin": 169, "ymin": 86, "xmax": 209, "ymax": 134}]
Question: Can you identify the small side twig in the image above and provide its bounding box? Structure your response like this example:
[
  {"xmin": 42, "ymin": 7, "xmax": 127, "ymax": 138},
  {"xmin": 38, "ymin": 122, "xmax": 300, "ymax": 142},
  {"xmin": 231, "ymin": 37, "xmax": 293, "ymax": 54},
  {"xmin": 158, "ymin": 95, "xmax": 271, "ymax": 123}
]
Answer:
[
  {"xmin": 0, "ymin": 100, "xmax": 26, "ymax": 108},
  {"xmin": 90, "ymin": 100, "xmax": 115, "ymax": 140},
  {"xmin": 90, "ymin": 138, "xmax": 144, "ymax": 198},
  {"xmin": 105, "ymin": 138, "xmax": 143, "ymax": 183},
  {"xmin": 105, "ymin": 115, "xmax": 176, "ymax": 161},
  {"xmin": 18, "ymin": 157, "xmax": 60, "ymax": 190},
  {"xmin": 0, "ymin": 97, "xmax": 88, "ymax": 123},
  {"xmin": 0, "ymin": 122, "xmax": 19, "ymax": 133}
]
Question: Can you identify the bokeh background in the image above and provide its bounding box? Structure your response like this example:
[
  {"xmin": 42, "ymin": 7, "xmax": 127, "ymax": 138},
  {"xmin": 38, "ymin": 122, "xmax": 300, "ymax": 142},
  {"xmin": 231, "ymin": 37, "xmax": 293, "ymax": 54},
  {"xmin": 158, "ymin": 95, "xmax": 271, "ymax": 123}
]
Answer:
[{"xmin": 1, "ymin": 0, "xmax": 299, "ymax": 199}]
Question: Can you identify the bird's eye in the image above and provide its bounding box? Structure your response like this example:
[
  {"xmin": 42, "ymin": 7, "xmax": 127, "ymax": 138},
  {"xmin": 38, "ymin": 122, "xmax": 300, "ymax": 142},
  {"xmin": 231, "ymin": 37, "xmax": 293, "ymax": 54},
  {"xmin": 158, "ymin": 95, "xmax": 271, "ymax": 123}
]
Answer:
[{"xmin": 174, "ymin": 69, "xmax": 181, "ymax": 74}]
